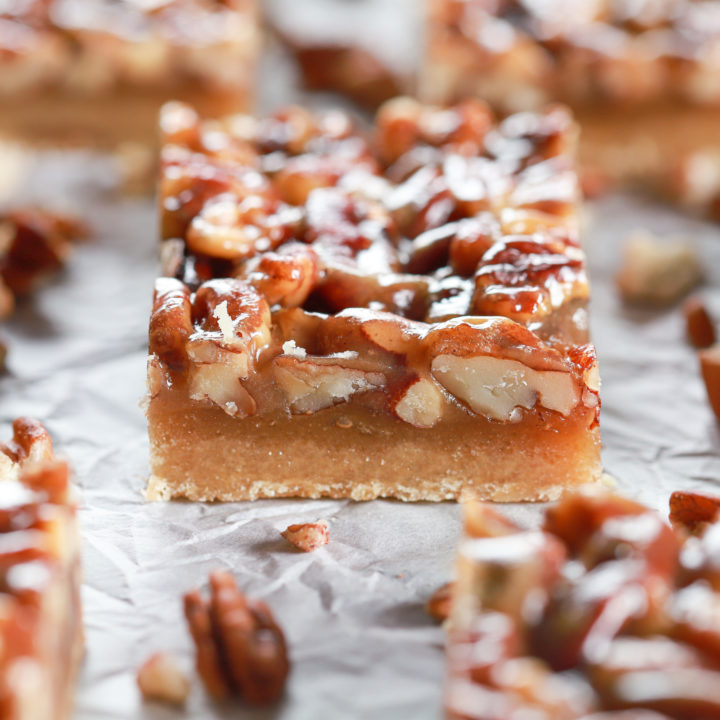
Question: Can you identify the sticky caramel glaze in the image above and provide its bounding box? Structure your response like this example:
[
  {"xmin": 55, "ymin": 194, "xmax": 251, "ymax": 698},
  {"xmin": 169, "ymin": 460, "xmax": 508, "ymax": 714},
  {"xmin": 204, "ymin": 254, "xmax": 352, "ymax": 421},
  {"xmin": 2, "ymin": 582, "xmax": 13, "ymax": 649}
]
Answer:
[
  {"xmin": 146, "ymin": 387, "xmax": 601, "ymax": 502},
  {"xmin": 0, "ymin": 84, "xmax": 251, "ymax": 148}
]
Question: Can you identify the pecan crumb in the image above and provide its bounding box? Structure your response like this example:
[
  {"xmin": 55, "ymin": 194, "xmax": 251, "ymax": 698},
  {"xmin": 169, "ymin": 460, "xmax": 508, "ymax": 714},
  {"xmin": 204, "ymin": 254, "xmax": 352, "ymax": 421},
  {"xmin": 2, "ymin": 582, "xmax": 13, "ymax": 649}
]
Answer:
[
  {"xmin": 281, "ymin": 521, "xmax": 329, "ymax": 552},
  {"xmin": 699, "ymin": 345, "xmax": 720, "ymax": 421},
  {"xmin": 684, "ymin": 296, "xmax": 716, "ymax": 348},
  {"xmin": 616, "ymin": 230, "xmax": 702, "ymax": 307},
  {"xmin": 426, "ymin": 582, "xmax": 454, "ymax": 623},
  {"xmin": 137, "ymin": 652, "xmax": 190, "ymax": 706},
  {"xmin": 183, "ymin": 570, "xmax": 289, "ymax": 705}
]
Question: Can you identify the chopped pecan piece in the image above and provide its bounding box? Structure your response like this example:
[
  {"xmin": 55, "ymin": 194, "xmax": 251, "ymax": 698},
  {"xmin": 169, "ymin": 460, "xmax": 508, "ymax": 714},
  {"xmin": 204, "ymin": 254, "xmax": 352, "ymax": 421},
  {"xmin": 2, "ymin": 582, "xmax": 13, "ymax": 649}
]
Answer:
[
  {"xmin": 616, "ymin": 231, "xmax": 702, "ymax": 307},
  {"xmin": 684, "ymin": 296, "xmax": 716, "ymax": 349},
  {"xmin": 426, "ymin": 582, "xmax": 454, "ymax": 623},
  {"xmin": 0, "ymin": 208, "xmax": 86, "ymax": 318},
  {"xmin": 137, "ymin": 653, "xmax": 190, "ymax": 706},
  {"xmin": 183, "ymin": 570, "xmax": 290, "ymax": 705},
  {"xmin": 669, "ymin": 490, "xmax": 720, "ymax": 535},
  {"xmin": 281, "ymin": 521, "xmax": 329, "ymax": 552},
  {"xmin": 0, "ymin": 417, "xmax": 54, "ymax": 465}
]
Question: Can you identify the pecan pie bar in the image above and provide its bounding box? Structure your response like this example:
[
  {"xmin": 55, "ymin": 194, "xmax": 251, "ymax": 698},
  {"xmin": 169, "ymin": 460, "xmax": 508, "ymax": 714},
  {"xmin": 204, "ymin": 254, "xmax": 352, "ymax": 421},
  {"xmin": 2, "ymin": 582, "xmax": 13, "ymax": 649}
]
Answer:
[
  {"xmin": 424, "ymin": 0, "xmax": 720, "ymax": 211},
  {"xmin": 0, "ymin": 0, "xmax": 258, "ymax": 147},
  {"xmin": 445, "ymin": 490, "xmax": 720, "ymax": 719},
  {"xmin": 145, "ymin": 98, "xmax": 601, "ymax": 502},
  {"xmin": 0, "ymin": 418, "xmax": 82, "ymax": 720}
]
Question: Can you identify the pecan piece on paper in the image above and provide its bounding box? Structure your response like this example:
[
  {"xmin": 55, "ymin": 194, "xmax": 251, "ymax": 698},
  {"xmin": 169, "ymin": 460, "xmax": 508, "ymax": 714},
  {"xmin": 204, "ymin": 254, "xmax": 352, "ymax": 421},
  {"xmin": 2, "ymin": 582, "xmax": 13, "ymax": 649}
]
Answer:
[
  {"xmin": 137, "ymin": 652, "xmax": 190, "ymax": 706},
  {"xmin": 183, "ymin": 570, "xmax": 290, "ymax": 705},
  {"xmin": 281, "ymin": 521, "xmax": 329, "ymax": 552},
  {"xmin": 426, "ymin": 582, "xmax": 454, "ymax": 623}
]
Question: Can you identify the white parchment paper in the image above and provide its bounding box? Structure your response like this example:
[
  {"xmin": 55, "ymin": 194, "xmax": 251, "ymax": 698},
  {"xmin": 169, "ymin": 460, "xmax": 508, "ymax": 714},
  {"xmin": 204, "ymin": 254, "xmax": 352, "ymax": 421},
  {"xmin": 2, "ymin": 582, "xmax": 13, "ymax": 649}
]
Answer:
[{"xmin": 2, "ymin": 3, "xmax": 720, "ymax": 717}]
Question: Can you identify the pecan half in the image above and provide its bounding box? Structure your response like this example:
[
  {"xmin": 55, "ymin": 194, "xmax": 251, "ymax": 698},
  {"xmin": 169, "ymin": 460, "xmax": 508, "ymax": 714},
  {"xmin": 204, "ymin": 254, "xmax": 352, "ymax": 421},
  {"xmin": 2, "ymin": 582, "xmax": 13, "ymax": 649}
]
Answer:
[{"xmin": 183, "ymin": 571, "xmax": 290, "ymax": 705}]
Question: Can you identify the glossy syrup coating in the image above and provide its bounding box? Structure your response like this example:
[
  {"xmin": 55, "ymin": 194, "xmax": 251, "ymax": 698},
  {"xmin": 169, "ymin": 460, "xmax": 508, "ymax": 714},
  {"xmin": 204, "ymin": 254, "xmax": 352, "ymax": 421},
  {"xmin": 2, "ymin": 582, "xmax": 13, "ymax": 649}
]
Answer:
[
  {"xmin": 446, "ymin": 491, "xmax": 720, "ymax": 720},
  {"xmin": 150, "ymin": 98, "xmax": 599, "ymax": 428}
]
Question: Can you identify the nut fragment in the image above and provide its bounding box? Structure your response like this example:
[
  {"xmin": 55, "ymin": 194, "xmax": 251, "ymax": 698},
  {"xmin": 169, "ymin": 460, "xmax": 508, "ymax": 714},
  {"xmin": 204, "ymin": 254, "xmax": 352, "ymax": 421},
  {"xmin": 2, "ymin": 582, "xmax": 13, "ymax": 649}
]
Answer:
[
  {"xmin": 699, "ymin": 345, "xmax": 720, "ymax": 421},
  {"xmin": 684, "ymin": 296, "xmax": 716, "ymax": 349},
  {"xmin": 391, "ymin": 376, "xmax": 444, "ymax": 428},
  {"xmin": 281, "ymin": 521, "xmax": 329, "ymax": 552},
  {"xmin": 137, "ymin": 653, "xmax": 190, "ymax": 707},
  {"xmin": 0, "ymin": 417, "xmax": 53, "ymax": 466},
  {"xmin": 432, "ymin": 353, "xmax": 579, "ymax": 421},
  {"xmin": 616, "ymin": 230, "xmax": 702, "ymax": 306},
  {"xmin": 426, "ymin": 582, "xmax": 454, "ymax": 622},
  {"xmin": 183, "ymin": 570, "xmax": 290, "ymax": 705},
  {"xmin": 274, "ymin": 355, "xmax": 385, "ymax": 414},
  {"xmin": 669, "ymin": 490, "xmax": 720, "ymax": 535}
]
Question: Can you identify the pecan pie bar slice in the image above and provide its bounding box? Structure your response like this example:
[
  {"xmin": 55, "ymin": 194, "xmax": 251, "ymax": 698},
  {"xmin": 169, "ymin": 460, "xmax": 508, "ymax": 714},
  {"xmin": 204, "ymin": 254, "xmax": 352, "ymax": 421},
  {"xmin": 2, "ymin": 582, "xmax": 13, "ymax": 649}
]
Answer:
[
  {"xmin": 145, "ymin": 98, "xmax": 601, "ymax": 502},
  {"xmin": 424, "ymin": 0, "xmax": 720, "ymax": 213},
  {"xmin": 445, "ymin": 490, "xmax": 720, "ymax": 719},
  {"xmin": 0, "ymin": 418, "xmax": 82, "ymax": 720},
  {"xmin": 0, "ymin": 0, "xmax": 258, "ymax": 147}
]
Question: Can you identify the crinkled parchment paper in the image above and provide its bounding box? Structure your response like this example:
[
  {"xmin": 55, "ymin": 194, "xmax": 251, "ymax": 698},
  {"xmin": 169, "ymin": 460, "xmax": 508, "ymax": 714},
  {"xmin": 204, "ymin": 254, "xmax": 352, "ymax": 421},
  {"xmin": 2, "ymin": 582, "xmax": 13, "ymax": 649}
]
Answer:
[{"xmin": 2, "ymin": 2, "xmax": 720, "ymax": 717}]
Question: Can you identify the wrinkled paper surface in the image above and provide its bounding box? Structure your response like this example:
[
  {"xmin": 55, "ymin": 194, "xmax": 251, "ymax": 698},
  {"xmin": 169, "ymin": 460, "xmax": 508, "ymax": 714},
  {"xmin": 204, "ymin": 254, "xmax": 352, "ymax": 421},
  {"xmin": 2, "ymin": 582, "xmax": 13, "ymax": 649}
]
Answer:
[{"xmin": 2, "ymin": 3, "xmax": 720, "ymax": 717}]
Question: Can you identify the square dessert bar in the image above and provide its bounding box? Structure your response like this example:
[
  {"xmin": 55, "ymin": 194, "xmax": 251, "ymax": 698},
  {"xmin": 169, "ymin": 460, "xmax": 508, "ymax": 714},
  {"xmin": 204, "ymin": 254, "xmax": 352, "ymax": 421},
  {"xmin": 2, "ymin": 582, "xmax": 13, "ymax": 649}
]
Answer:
[
  {"xmin": 0, "ymin": 419, "xmax": 82, "ymax": 720},
  {"xmin": 146, "ymin": 97, "xmax": 601, "ymax": 502},
  {"xmin": 0, "ymin": 0, "xmax": 258, "ymax": 146},
  {"xmin": 424, "ymin": 0, "xmax": 720, "ymax": 210},
  {"xmin": 445, "ymin": 491, "xmax": 720, "ymax": 719}
]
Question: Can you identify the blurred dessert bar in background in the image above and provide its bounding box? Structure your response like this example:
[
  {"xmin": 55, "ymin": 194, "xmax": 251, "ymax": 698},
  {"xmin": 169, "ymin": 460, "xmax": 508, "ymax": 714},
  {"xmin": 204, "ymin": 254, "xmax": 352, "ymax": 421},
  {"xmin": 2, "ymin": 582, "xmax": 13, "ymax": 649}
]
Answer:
[
  {"xmin": 145, "ymin": 98, "xmax": 600, "ymax": 503},
  {"xmin": 424, "ymin": 0, "xmax": 720, "ymax": 216},
  {"xmin": 0, "ymin": 0, "xmax": 258, "ymax": 147},
  {"xmin": 446, "ymin": 490, "xmax": 720, "ymax": 718},
  {"xmin": 0, "ymin": 418, "xmax": 82, "ymax": 720}
]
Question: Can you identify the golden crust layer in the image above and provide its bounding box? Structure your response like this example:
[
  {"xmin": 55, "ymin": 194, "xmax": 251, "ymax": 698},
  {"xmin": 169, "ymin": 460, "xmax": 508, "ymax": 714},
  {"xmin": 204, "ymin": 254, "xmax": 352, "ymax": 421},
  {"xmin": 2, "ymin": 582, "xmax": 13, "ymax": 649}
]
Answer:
[{"xmin": 147, "ymin": 98, "xmax": 601, "ymax": 501}]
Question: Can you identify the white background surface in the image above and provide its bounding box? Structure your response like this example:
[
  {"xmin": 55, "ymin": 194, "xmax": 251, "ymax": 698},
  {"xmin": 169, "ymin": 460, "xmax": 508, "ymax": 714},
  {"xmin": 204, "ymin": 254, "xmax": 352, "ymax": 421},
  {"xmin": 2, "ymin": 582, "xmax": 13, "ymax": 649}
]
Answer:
[{"xmin": 2, "ymin": 2, "xmax": 720, "ymax": 717}]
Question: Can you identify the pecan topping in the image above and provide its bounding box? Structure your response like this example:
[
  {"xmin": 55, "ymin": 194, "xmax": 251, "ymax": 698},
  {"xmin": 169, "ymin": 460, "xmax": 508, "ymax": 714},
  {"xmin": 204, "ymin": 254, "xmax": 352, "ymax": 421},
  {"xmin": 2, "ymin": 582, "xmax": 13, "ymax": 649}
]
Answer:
[
  {"xmin": 183, "ymin": 570, "xmax": 290, "ymax": 705},
  {"xmin": 151, "ymin": 99, "xmax": 597, "ymax": 425}
]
